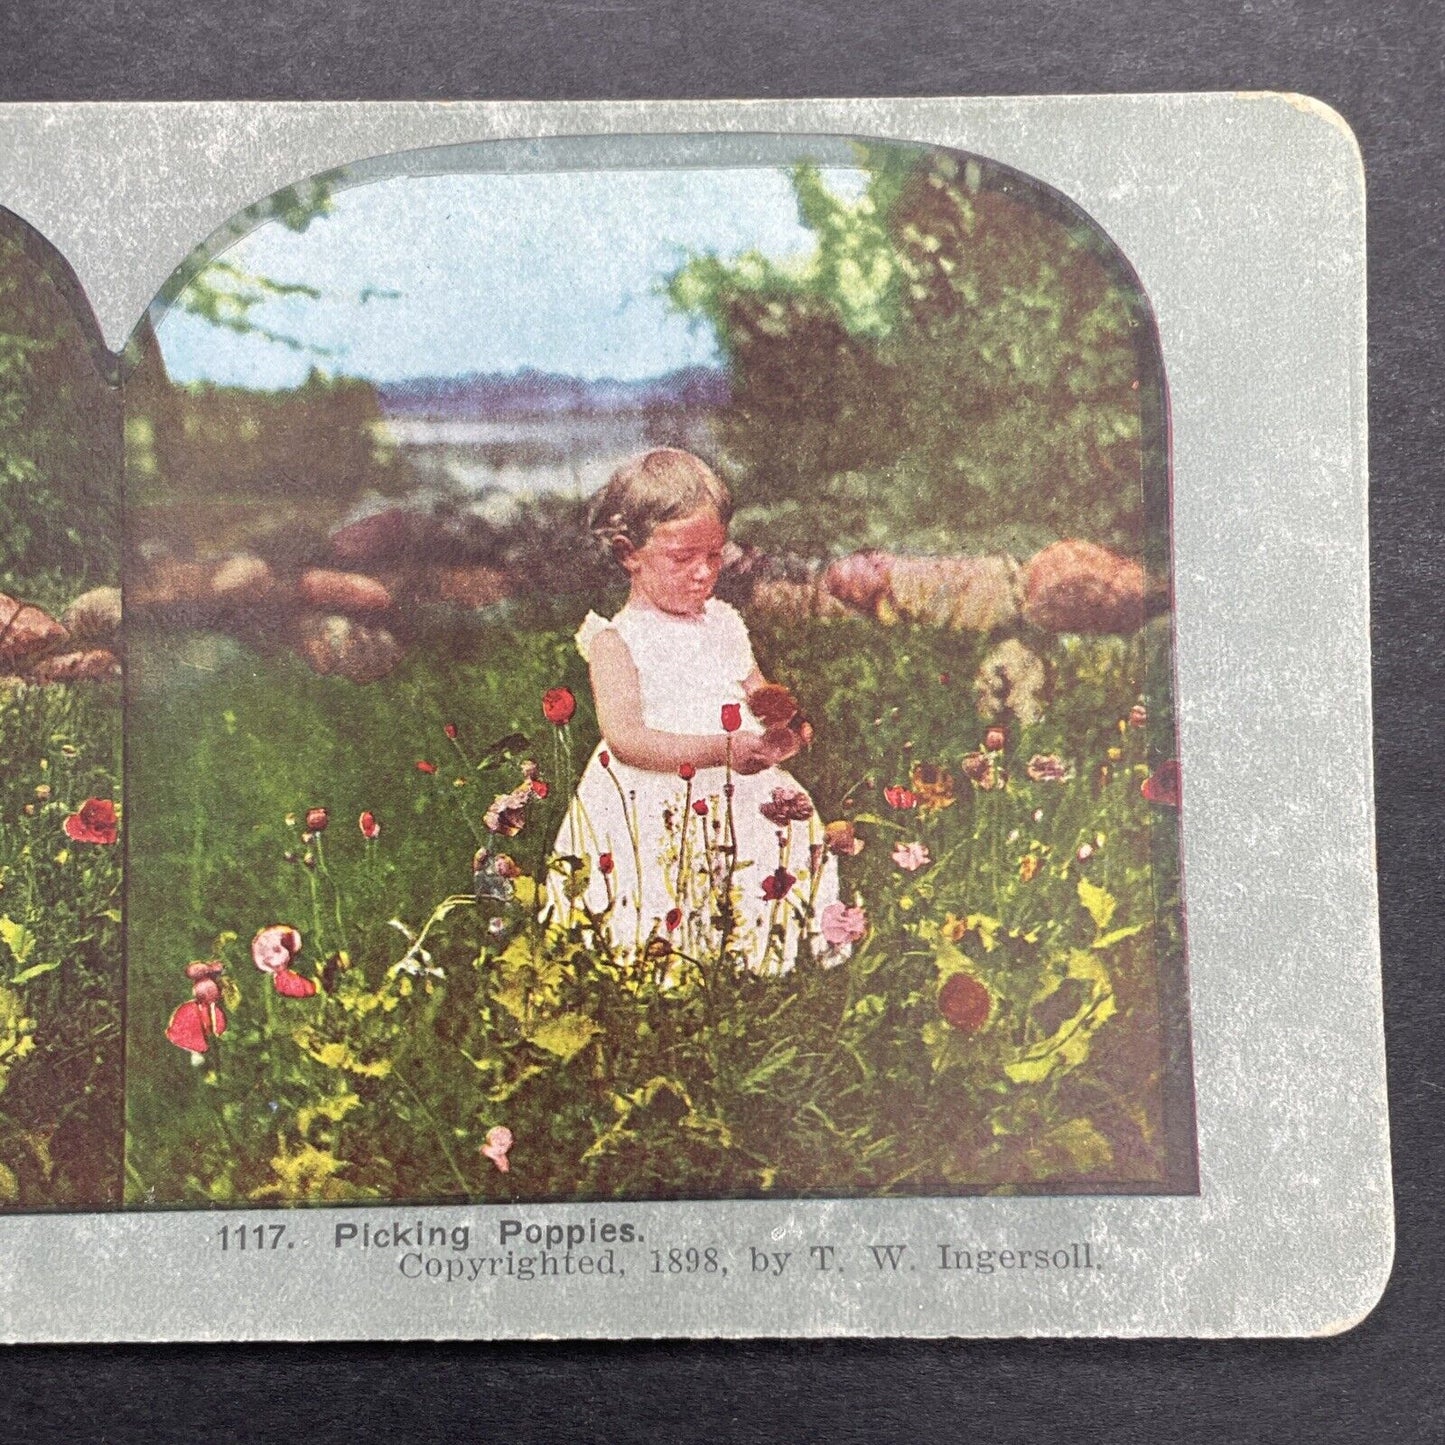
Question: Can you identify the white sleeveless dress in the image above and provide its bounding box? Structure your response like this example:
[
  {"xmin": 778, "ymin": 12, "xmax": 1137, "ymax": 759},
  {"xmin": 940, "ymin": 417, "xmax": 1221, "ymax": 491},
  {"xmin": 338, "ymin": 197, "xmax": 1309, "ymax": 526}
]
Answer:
[{"xmin": 550, "ymin": 599, "xmax": 842, "ymax": 973}]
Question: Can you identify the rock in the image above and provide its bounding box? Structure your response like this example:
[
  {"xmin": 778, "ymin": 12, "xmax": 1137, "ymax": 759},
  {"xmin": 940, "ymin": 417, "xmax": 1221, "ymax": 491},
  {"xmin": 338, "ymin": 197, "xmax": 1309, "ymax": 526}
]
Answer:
[
  {"xmin": 434, "ymin": 565, "xmax": 511, "ymax": 610},
  {"xmin": 210, "ymin": 554, "xmax": 276, "ymax": 604},
  {"xmin": 330, "ymin": 508, "xmax": 434, "ymax": 567},
  {"xmin": 746, "ymin": 578, "xmax": 849, "ymax": 624},
  {"xmin": 1022, "ymin": 540, "xmax": 1149, "ymax": 634},
  {"xmin": 29, "ymin": 649, "xmax": 122, "ymax": 684},
  {"xmin": 973, "ymin": 638, "xmax": 1048, "ymax": 727},
  {"xmin": 822, "ymin": 550, "xmax": 894, "ymax": 614},
  {"xmin": 130, "ymin": 559, "xmax": 211, "ymax": 612},
  {"xmin": 61, "ymin": 587, "xmax": 123, "ymax": 646},
  {"xmin": 294, "ymin": 614, "xmax": 403, "ymax": 684},
  {"xmin": 0, "ymin": 594, "xmax": 68, "ymax": 666},
  {"xmin": 883, "ymin": 555, "xmax": 1022, "ymax": 632},
  {"xmin": 297, "ymin": 568, "xmax": 392, "ymax": 615}
]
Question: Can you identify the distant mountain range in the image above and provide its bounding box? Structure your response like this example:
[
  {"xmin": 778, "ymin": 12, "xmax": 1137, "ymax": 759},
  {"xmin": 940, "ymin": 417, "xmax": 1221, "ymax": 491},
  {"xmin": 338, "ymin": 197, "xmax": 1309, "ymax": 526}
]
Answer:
[{"xmin": 376, "ymin": 365, "xmax": 730, "ymax": 420}]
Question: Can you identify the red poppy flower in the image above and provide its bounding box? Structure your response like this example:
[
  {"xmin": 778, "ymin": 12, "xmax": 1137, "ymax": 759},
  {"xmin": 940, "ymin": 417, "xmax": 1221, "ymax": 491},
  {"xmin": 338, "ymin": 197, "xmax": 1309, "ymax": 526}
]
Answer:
[
  {"xmin": 761, "ymin": 867, "xmax": 796, "ymax": 901},
  {"xmin": 720, "ymin": 703, "xmax": 742, "ymax": 733},
  {"xmin": 444, "ymin": 722, "xmax": 459, "ymax": 740},
  {"xmin": 272, "ymin": 967, "xmax": 318, "ymax": 998},
  {"xmin": 543, "ymin": 687, "xmax": 576, "ymax": 726},
  {"xmin": 529, "ymin": 779, "xmax": 550, "ymax": 799},
  {"xmin": 679, "ymin": 763, "xmax": 696, "ymax": 781},
  {"xmin": 1142, "ymin": 759, "xmax": 1181, "ymax": 807},
  {"xmin": 665, "ymin": 907, "xmax": 682, "ymax": 931},
  {"xmin": 692, "ymin": 799, "xmax": 709, "ymax": 816},
  {"xmin": 416, "ymin": 759, "xmax": 437, "ymax": 774},
  {"xmin": 62, "ymin": 797, "xmax": 118, "ymax": 845},
  {"xmin": 305, "ymin": 807, "xmax": 329, "ymax": 833},
  {"xmin": 938, "ymin": 973, "xmax": 992, "ymax": 1034},
  {"xmin": 358, "ymin": 811, "xmax": 381, "ymax": 840},
  {"xmin": 165, "ymin": 998, "xmax": 226, "ymax": 1053},
  {"xmin": 598, "ymin": 852, "xmax": 615, "ymax": 875},
  {"xmin": 883, "ymin": 785, "xmax": 917, "ymax": 810}
]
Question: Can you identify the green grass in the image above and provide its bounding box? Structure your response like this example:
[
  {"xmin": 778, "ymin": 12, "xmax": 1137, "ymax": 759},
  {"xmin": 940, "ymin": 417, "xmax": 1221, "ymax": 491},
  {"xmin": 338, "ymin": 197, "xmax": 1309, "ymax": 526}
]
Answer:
[{"xmin": 123, "ymin": 609, "xmax": 1189, "ymax": 1206}]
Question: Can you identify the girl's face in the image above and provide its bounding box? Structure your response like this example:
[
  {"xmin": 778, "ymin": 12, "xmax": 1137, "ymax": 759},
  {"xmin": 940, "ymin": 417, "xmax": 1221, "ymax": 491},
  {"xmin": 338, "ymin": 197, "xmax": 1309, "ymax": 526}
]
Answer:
[{"xmin": 621, "ymin": 506, "xmax": 727, "ymax": 616}]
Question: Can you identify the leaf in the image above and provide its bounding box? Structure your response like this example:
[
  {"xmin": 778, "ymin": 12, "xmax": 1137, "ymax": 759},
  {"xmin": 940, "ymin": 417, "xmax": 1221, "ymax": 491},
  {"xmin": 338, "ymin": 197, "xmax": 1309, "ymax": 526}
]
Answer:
[
  {"xmin": 10, "ymin": 961, "xmax": 60, "ymax": 985},
  {"xmin": 0, "ymin": 917, "xmax": 35, "ymax": 968},
  {"xmin": 739, "ymin": 1044, "xmax": 798, "ymax": 1093},
  {"xmin": 526, "ymin": 1013, "xmax": 601, "ymax": 1063},
  {"xmin": 1076, "ymin": 877, "xmax": 1117, "ymax": 932},
  {"xmin": 0, "ymin": 1161, "xmax": 17, "ymax": 1202},
  {"xmin": 1093, "ymin": 923, "xmax": 1146, "ymax": 951},
  {"xmin": 1005, "ymin": 951, "xmax": 1116, "ymax": 1084},
  {"xmin": 1036, "ymin": 1117, "xmax": 1114, "ymax": 1174}
]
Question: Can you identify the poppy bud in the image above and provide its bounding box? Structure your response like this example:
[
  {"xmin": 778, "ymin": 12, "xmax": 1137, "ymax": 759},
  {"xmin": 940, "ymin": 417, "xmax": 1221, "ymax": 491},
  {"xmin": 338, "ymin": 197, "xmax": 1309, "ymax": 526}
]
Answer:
[
  {"xmin": 598, "ymin": 852, "xmax": 615, "ymax": 875},
  {"xmin": 720, "ymin": 703, "xmax": 742, "ymax": 733},
  {"xmin": 444, "ymin": 722, "xmax": 459, "ymax": 740},
  {"xmin": 359, "ymin": 810, "xmax": 381, "ymax": 839},
  {"xmin": 305, "ymin": 807, "xmax": 329, "ymax": 833},
  {"xmin": 984, "ymin": 727, "xmax": 1007, "ymax": 753},
  {"xmin": 693, "ymin": 800, "xmax": 708, "ymax": 816},
  {"xmin": 416, "ymin": 759, "xmax": 436, "ymax": 774},
  {"xmin": 679, "ymin": 763, "xmax": 696, "ymax": 780},
  {"xmin": 599, "ymin": 750, "xmax": 611, "ymax": 769},
  {"xmin": 542, "ymin": 687, "xmax": 576, "ymax": 726},
  {"xmin": 665, "ymin": 908, "xmax": 682, "ymax": 931}
]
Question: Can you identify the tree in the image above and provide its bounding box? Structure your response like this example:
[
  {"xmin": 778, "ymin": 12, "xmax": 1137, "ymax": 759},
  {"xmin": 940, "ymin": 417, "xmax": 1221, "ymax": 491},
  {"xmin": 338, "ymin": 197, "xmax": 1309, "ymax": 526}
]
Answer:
[{"xmin": 667, "ymin": 146, "xmax": 1156, "ymax": 559}]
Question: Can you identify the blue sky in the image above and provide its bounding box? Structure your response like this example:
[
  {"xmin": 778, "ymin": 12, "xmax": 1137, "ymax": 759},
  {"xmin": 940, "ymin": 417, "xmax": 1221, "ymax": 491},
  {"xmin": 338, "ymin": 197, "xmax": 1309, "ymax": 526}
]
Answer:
[{"xmin": 156, "ymin": 167, "xmax": 866, "ymax": 389}]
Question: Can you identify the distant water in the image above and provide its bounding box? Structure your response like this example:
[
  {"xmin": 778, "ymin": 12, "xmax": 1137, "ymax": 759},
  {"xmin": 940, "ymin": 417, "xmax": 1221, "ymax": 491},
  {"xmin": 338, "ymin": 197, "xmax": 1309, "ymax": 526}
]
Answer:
[{"xmin": 378, "ymin": 412, "xmax": 715, "ymax": 507}]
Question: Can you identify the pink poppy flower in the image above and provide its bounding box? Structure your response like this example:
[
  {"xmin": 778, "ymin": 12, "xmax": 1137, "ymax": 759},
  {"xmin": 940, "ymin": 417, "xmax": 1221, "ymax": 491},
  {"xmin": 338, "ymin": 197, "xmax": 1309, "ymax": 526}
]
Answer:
[
  {"xmin": 481, "ymin": 1125, "xmax": 513, "ymax": 1173},
  {"xmin": 820, "ymin": 902, "xmax": 868, "ymax": 946},
  {"xmin": 62, "ymin": 797, "xmax": 118, "ymax": 845},
  {"xmin": 484, "ymin": 786, "xmax": 532, "ymax": 837},
  {"xmin": 891, "ymin": 840, "xmax": 931, "ymax": 872},
  {"xmin": 358, "ymin": 810, "xmax": 381, "ymax": 840},
  {"xmin": 984, "ymin": 727, "xmax": 1007, "ymax": 753},
  {"xmin": 252, "ymin": 925, "xmax": 302, "ymax": 974}
]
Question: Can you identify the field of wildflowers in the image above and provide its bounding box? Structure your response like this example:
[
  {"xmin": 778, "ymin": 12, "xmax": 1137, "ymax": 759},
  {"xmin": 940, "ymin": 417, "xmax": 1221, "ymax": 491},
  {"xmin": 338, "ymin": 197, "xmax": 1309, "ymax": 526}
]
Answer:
[
  {"xmin": 124, "ymin": 608, "xmax": 1192, "ymax": 1206},
  {"xmin": 0, "ymin": 679, "xmax": 123, "ymax": 1206}
]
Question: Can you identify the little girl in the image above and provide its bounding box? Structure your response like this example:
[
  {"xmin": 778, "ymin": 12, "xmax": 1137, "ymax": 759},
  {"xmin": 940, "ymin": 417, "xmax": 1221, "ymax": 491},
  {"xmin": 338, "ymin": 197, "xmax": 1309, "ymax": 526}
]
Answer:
[{"xmin": 551, "ymin": 448, "xmax": 841, "ymax": 973}]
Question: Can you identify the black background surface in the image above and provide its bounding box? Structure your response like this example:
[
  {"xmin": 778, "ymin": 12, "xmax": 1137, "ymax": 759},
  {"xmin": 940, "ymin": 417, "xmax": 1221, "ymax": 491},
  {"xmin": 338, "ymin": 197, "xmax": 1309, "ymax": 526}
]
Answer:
[{"xmin": 0, "ymin": 2, "xmax": 1440, "ymax": 1440}]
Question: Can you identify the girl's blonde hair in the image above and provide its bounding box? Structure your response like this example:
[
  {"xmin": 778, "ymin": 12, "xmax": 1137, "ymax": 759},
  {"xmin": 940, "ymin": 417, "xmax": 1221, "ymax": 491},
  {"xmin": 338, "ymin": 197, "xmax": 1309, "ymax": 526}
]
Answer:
[{"xmin": 588, "ymin": 448, "xmax": 733, "ymax": 561}]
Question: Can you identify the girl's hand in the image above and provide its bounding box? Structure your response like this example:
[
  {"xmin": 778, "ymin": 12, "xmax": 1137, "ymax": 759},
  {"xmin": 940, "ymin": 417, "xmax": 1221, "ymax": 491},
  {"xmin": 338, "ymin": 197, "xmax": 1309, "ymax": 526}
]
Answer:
[{"xmin": 732, "ymin": 728, "xmax": 801, "ymax": 774}]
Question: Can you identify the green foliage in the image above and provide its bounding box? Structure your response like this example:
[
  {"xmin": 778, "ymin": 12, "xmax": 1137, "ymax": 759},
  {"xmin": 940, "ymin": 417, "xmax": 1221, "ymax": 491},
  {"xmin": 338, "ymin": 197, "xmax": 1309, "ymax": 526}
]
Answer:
[
  {"xmin": 0, "ymin": 681, "xmax": 123, "ymax": 1205},
  {"xmin": 126, "ymin": 360, "xmax": 414, "ymax": 515},
  {"xmin": 0, "ymin": 228, "xmax": 121, "ymax": 606},
  {"xmin": 667, "ymin": 146, "xmax": 1151, "ymax": 558},
  {"xmin": 124, "ymin": 611, "xmax": 1186, "ymax": 1204}
]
